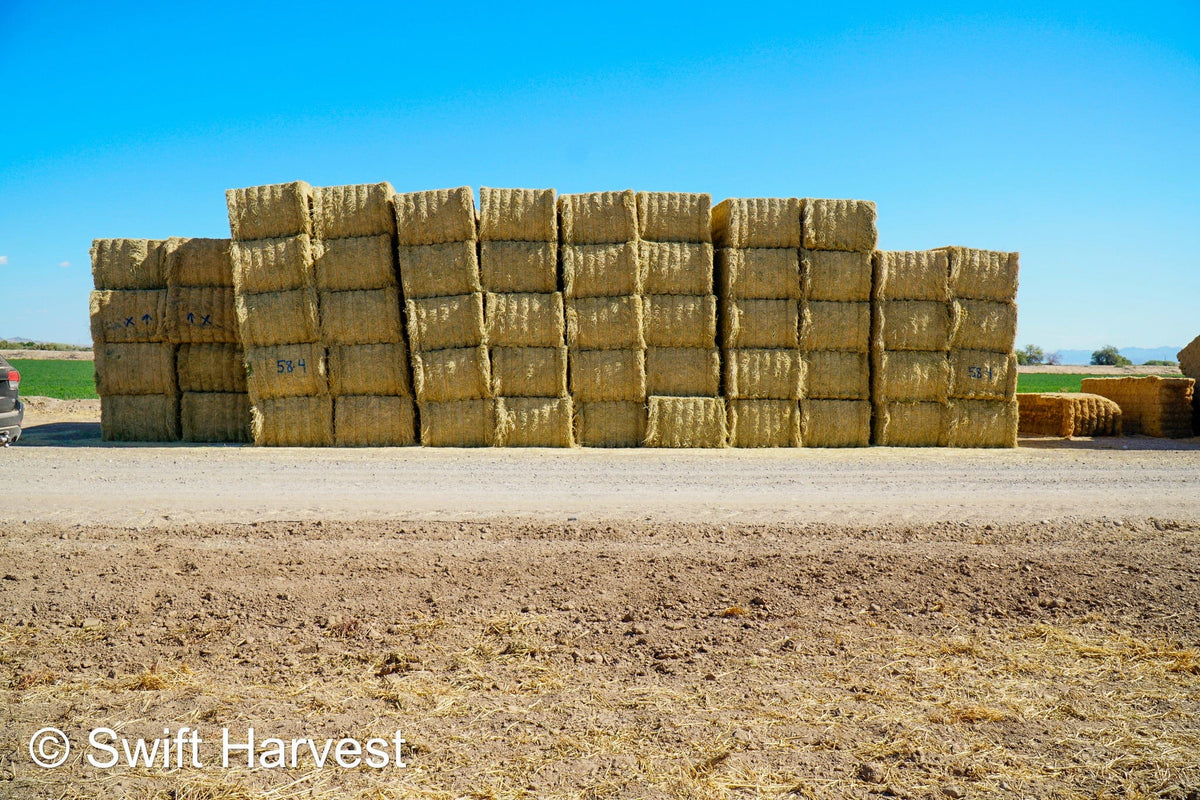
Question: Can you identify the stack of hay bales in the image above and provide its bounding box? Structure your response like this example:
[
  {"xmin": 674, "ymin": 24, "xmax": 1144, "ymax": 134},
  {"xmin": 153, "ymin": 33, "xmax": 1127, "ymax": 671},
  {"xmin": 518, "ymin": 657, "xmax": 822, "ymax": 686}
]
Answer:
[
  {"xmin": 478, "ymin": 188, "xmax": 571, "ymax": 447},
  {"xmin": 1178, "ymin": 335, "xmax": 1200, "ymax": 433},
  {"xmin": 395, "ymin": 187, "xmax": 493, "ymax": 446},
  {"xmin": 638, "ymin": 191, "xmax": 725, "ymax": 447},
  {"xmin": 163, "ymin": 237, "xmax": 249, "ymax": 442},
  {"xmin": 1017, "ymin": 393, "xmax": 1122, "ymax": 438},
  {"xmin": 89, "ymin": 238, "xmax": 180, "ymax": 441},
  {"xmin": 799, "ymin": 199, "xmax": 877, "ymax": 447},
  {"xmin": 561, "ymin": 191, "xmax": 646, "ymax": 447},
  {"xmin": 714, "ymin": 198, "xmax": 804, "ymax": 447},
  {"xmin": 227, "ymin": 181, "xmax": 333, "ymax": 446},
  {"xmin": 313, "ymin": 183, "xmax": 415, "ymax": 446},
  {"xmin": 1080, "ymin": 376, "xmax": 1194, "ymax": 438}
]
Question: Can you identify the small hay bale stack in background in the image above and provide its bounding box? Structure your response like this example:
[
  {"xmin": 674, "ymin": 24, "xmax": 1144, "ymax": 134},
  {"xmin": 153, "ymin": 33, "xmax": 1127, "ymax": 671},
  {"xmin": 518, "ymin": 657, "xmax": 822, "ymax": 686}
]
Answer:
[
  {"xmin": 1080, "ymin": 376, "xmax": 1195, "ymax": 438},
  {"xmin": 480, "ymin": 187, "xmax": 572, "ymax": 447},
  {"xmin": 1178, "ymin": 335, "xmax": 1200, "ymax": 433},
  {"xmin": 396, "ymin": 187, "xmax": 493, "ymax": 446},
  {"xmin": 227, "ymin": 181, "xmax": 333, "ymax": 446},
  {"xmin": 799, "ymin": 199, "xmax": 876, "ymax": 447},
  {"xmin": 90, "ymin": 238, "xmax": 180, "ymax": 441},
  {"xmin": 1017, "ymin": 393, "xmax": 1122, "ymax": 438}
]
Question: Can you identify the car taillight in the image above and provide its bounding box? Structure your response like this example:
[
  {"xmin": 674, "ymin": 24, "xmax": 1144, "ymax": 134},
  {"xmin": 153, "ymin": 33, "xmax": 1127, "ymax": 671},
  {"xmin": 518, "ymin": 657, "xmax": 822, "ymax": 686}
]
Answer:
[{"xmin": 6, "ymin": 370, "xmax": 17, "ymax": 390}]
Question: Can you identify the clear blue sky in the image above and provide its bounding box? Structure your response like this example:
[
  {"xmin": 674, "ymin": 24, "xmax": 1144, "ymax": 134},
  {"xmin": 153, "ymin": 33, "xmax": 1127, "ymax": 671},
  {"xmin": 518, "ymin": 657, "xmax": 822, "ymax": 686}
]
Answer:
[{"xmin": 2, "ymin": 1, "xmax": 1197, "ymax": 353}]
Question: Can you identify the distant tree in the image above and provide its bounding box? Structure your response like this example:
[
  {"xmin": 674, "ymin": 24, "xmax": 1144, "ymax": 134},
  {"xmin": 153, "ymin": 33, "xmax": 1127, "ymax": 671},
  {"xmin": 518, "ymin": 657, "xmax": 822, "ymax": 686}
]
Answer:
[
  {"xmin": 1143, "ymin": 359, "xmax": 1177, "ymax": 366},
  {"xmin": 1091, "ymin": 345, "xmax": 1132, "ymax": 366},
  {"xmin": 1045, "ymin": 351, "xmax": 1063, "ymax": 366},
  {"xmin": 1017, "ymin": 345, "xmax": 1045, "ymax": 366}
]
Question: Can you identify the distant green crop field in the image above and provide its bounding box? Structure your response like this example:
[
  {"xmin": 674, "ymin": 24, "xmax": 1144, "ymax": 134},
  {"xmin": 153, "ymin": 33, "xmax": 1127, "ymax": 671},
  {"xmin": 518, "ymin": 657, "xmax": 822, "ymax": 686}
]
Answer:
[
  {"xmin": 1017, "ymin": 372, "xmax": 1179, "ymax": 394},
  {"xmin": 8, "ymin": 359, "xmax": 97, "ymax": 399}
]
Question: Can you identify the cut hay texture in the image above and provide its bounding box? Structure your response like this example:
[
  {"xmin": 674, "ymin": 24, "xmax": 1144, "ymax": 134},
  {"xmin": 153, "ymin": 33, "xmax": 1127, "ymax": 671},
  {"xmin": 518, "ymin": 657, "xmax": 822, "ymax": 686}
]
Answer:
[
  {"xmin": 230, "ymin": 235, "xmax": 314, "ymax": 294},
  {"xmin": 561, "ymin": 242, "xmax": 641, "ymax": 298},
  {"xmin": 637, "ymin": 192, "xmax": 712, "ymax": 244},
  {"xmin": 727, "ymin": 399, "xmax": 801, "ymax": 448},
  {"xmin": 496, "ymin": 397, "xmax": 574, "ymax": 447},
  {"xmin": 725, "ymin": 349, "xmax": 804, "ymax": 400},
  {"xmin": 646, "ymin": 348, "xmax": 720, "ymax": 397},
  {"xmin": 1178, "ymin": 334, "xmax": 1200, "ymax": 381},
  {"xmin": 490, "ymin": 347, "xmax": 568, "ymax": 397},
  {"xmin": 569, "ymin": 349, "xmax": 646, "ymax": 402},
  {"xmin": 645, "ymin": 396, "xmax": 727, "ymax": 448},
  {"xmin": 164, "ymin": 237, "xmax": 233, "ymax": 288},
  {"xmin": 226, "ymin": 181, "xmax": 314, "ymax": 241},
  {"xmin": 235, "ymin": 289, "xmax": 321, "ymax": 348},
  {"xmin": 643, "ymin": 295, "xmax": 717, "ymax": 348},
  {"xmin": 90, "ymin": 290, "xmax": 167, "ymax": 343},
  {"xmin": 165, "ymin": 286, "xmax": 238, "ymax": 344},
  {"xmin": 394, "ymin": 186, "xmax": 478, "ymax": 246},
  {"xmin": 801, "ymin": 400, "xmax": 871, "ymax": 447},
  {"xmin": 486, "ymin": 292, "xmax": 565, "ymax": 348},
  {"xmin": 801, "ymin": 198, "xmax": 878, "ymax": 253},
  {"xmin": 946, "ymin": 399, "xmax": 1019, "ymax": 448},
  {"xmin": 412, "ymin": 346, "xmax": 492, "ymax": 403},
  {"xmin": 1018, "ymin": 393, "xmax": 1122, "ymax": 438},
  {"xmin": 334, "ymin": 395, "xmax": 416, "ymax": 447},
  {"xmin": 397, "ymin": 241, "xmax": 482, "ymax": 299},
  {"xmin": 1080, "ymin": 376, "xmax": 1195, "ymax": 438},
  {"xmin": 182, "ymin": 392, "xmax": 251, "ymax": 443},
  {"xmin": 327, "ymin": 343, "xmax": 411, "ymax": 397},
  {"xmin": 574, "ymin": 401, "xmax": 647, "ymax": 448},
  {"xmin": 479, "ymin": 187, "xmax": 557, "ymax": 243},
  {"xmin": 244, "ymin": 343, "xmax": 328, "ymax": 400},
  {"xmin": 314, "ymin": 235, "xmax": 397, "ymax": 291},
  {"xmin": 252, "ymin": 396, "xmax": 334, "ymax": 447},
  {"xmin": 711, "ymin": 198, "xmax": 801, "ymax": 248},
  {"xmin": 320, "ymin": 288, "xmax": 404, "ymax": 346},
  {"xmin": 480, "ymin": 241, "xmax": 558, "ymax": 293},
  {"xmin": 177, "ymin": 344, "xmax": 246, "ymax": 393},
  {"xmin": 312, "ymin": 183, "xmax": 395, "ymax": 239},
  {"xmin": 420, "ymin": 399, "xmax": 496, "ymax": 447},
  {"xmin": 717, "ymin": 248, "xmax": 801, "ymax": 299},
  {"xmin": 641, "ymin": 242, "xmax": 714, "ymax": 295},
  {"xmin": 941, "ymin": 246, "xmax": 1020, "ymax": 303},
  {"xmin": 406, "ymin": 293, "xmax": 487, "ymax": 351},
  {"xmin": 558, "ymin": 190, "xmax": 637, "ymax": 245},
  {"xmin": 94, "ymin": 343, "xmax": 177, "ymax": 396},
  {"xmin": 91, "ymin": 238, "xmax": 166, "ymax": 290},
  {"xmin": 101, "ymin": 394, "xmax": 180, "ymax": 442}
]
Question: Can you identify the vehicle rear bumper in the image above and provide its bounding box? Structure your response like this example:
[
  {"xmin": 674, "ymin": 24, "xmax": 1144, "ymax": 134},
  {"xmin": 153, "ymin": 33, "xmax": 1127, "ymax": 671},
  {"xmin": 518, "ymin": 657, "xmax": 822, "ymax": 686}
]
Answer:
[{"xmin": 0, "ymin": 400, "xmax": 23, "ymax": 443}]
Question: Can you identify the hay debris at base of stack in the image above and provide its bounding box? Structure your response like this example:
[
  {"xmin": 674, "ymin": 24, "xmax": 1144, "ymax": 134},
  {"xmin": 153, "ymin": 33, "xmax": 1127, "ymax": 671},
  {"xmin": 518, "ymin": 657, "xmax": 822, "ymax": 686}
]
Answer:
[
  {"xmin": 490, "ymin": 347, "xmax": 568, "ymax": 398},
  {"xmin": 334, "ymin": 395, "xmax": 417, "ymax": 447},
  {"xmin": 946, "ymin": 399, "xmax": 1019, "ymax": 448},
  {"xmin": 182, "ymin": 392, "xmax": 251, "ymax": 443},
  {"xmin": 574, "ymin": 401, "xmax": 647, "ymax": 448},
  {"xmin": 313, "ymin": 183, "xmax": 394, "ymax": 240},
  {"xmin": 496, "ymin": 397, "xmax": 574, "ymax": 447},
  {"xmin": 801, "ymin": 400, "xmax": 871, "ymax": 447},
  {"xmin": 252, "ymin": 396, "xmax": 334, "ymax": 447},
  {"xmin": 420, "ymin": 399, "xmax": 496, "ymax": 447},
  {"xmin": 646, "ymin": 348, "xmax": 720, "ymax": 397},
  {"xmin": 1018, "ymin": 393, "xmax": 1122, "ymax": 438},
  {"xmin": 727, "ymin": 399, "xmax": 801, "ymax": 448},
  {"xmin": 244, "ymin": 343, "xmax": 328, "ymax": 400},
  {"xmin": 177, "ymin": 343, "xmax": 246, "ymax": 393},
  {"xmin": 801, "ymin": 199, "xmax": 878, "ymax": 254},
  {"xmin": 1080, "ymin": 376, "xmax": 1195, "ymax": 438},
  {"xmin": 101, "ymin": 394, "xmax": 180, "ymax": 442},
  {"xmin": 226, "ymin": 182, "xmax": 314, "ymax": 241},
  {"xmin": 645, "ymin": 396, "xmax": 727, "ymax": 448}
]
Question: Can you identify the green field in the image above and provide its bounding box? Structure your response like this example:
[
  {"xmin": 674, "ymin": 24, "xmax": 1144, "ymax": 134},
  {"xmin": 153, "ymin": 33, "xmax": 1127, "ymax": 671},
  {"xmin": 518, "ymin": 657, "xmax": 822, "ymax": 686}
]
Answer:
[
  {"xmin": 1017, "ymin": 372, "xmax": 1179, "ymax": 394},
  {"xmin": 8, "ymin": 359, "xmax": 97, "ymax": 399}
]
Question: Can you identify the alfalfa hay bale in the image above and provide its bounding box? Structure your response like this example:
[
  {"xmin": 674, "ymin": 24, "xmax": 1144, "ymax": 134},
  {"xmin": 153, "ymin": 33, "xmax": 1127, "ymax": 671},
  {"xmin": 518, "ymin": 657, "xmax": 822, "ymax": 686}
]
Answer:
[
  {"xmin": 802, "ymin": 400, "xmax": 870, "ymax": 447},
  {"xmin": 235, "ymin": 288, "xmax": 320, "ymax": 348},
  {"xmin": 803, "ymin": 350, "xmax": 869, "ymax": 400},
  {"xmin": 226, "ymin": 181, "xmax": 314, "ymax": 241},
  {"xmin": 637, "ymin": 191, "xmax": 712, "ymax": 243},
  {"xmin": 722, "ymin": 299, "xmax": 799, "ymax": 349},
  {"xmin": 569, "ymin": 349, "xmax": 646, "ymax": 402},
  {"xmin": 244, "ymin": 343, "xmax": 328, "ymax": 400},
  {"xmin": 394, "ymin": 187, "xmax": 476, "ymax": 246},
  {"xmin": 91, "ymin": 238, "xmax": 166, "ymax": 290},
  {"xmin": 640, "ymin": 242, "xmax": 714, "ymax": 295},
  {"xmin": 1176, "ymin": 335, "xmax": 1200, "ymax": 380},
  {"xmin": 716, "ymin": 248, "xmax": 801, "ymax": 299},
  {"xmin": 645, "ymin": 396, "xmax": 727, "ymax": 448},
  {"xmin": 727, "ymin": 399, "xmax": 800, "ymax": 448},
  {"xmin": 412, "ymin": 346, "xmax": 492, "ymax": 403},
  {"xmin": 872, "ymin": 250, "xmax": 950, "ymax": 302},
  {"xmin": 89, "ymin": 290, "xmax": 167, "ymax": 343},
  {"xmin": 711, "ymin": 198, "xmax": 801, "ymax": 249},
  {"xmin": 313, "ymin": 183, "xmax": 395, "ymax": 239},
  {"xmin": 872, "ymin": 351, "xmax": 949, "ymax": 403},
  {"xmin": 405, "ymin": 293, "xmax": 486, "ymax": 351},
  {"xmin": 801, "ymin": 199, "xmax": 878, "ymax": 253},
  {"xmin": 479, "ymin": 187, "xmax": 557, "ymax": 242},
  {"xmin": 165, "ymin": 286, "xmax": 238, "ymax": 344},
  {"xmin": 485, "ymin": 292, "xmax": 565, "ymax": 348},
  {"xmin": 327, "ymin": 343, "xmax": 412, "ymax": 397},
  {"xmin": 320, "ymin": 287, "xmax": 404, "ymax": 346},
  {"xmin": 164, "ymin": 237, "xmax": 232, "ymax": 288},
  {"xmin": 397, "ymin": 241, "xmax": 482, "ymax": 299},
  {"xmin": 182, "ymin": 392, "xmax": 251, "ymax": 443},
  {"xmin": 561, "ymin": 242, "xmax": 641, "ymax": 298},
  {"xmin": 873, "ymin": 401, "xmax": 947, "ymax": 447},
  {"xmin": 558, "ymin": 191, "xmax": 637, "ymax": 245},
  {"xmin": 801, "ymin": 249, "xmax": 872, "ymax": 302},
  {"xmin": 252, "ymin": 395, "xmax": 334, "ymax": 447},
  {"xmin": 943, "ymin": 247, "xmax": 1020, "ymax": 303},
  {"xmin": 95, "ymin": 343, "xmax": 178, "ymax": 396},
  {"xmin": 642, "ymin": 295, "xmax": 717, "ymax": 348},
  {"xmin": 335, "ymin": 395, "xmax": 417, "ymax": 447},
  {"xmin": 490, "ymin": 346, "xmax": 567, "ymax": 397},
  {"xmin": 1080, "ymin": 376, "xmax": 1195, "ymax": 438},
  {"xmin": 480, "ymin": 241, "xmax": 558, "ymax": 293},
  {"xmin": 724, "ymin": 349, "xmax": 805, "ymax": 400},
  {"xmin": 948, "ymin": 350, "xmax": 1018, "ymax": 401},
  {"xmin": 1017, "ymin": 393, "xmax": 1122, "ymax": 438},
  {"xmin": 566, "ymin": 296, "xmax": 645, "ymax": 350},
  {"xmin": 420, "ymin": 399, "xmax": 496, "ymax": 447},
  {"xmin": 177, "ymin": 343, "xmax": 247, "ymax": 393},
  {"xmin": 946, "ymin": 399, "xmax": 1019, "ymax": 448},
  {"xmin": 101, "ymin": 394, "xmax": 180, "ymax": 442},
  {"xmin": 314, "ymin": 235, "xmax": 397, "ymax": 291},
  {"xmin": 230, "ymin": 235, "xmax": 314, "ymax": 294},
  {"xmin": 574, "ymin": 401, "xmax": 647, "ymax": 448},
  {"xmin": 800, "ymin": 302, "xmax": 870, "ymax": 352},
  {"xmin": 646, "ymin": 347, "xmax": 720, "ymax": 397},
  {"xmin": 951, "ymin": 300, "xmax": 1018, "ymax": 353},
  {"xmin": 496, "ymin": 397, "xmax": 574, "ymax": 447},
  {"xmin": 875, "ymin": 300, "xmax": 956, "ymax": 352}
]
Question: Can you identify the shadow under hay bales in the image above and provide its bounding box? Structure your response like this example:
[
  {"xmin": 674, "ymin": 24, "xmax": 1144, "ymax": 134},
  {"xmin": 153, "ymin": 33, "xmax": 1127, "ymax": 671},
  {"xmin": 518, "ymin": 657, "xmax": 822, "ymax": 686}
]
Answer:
[{"xmin": 1019, "ymin": 434, "xmax": 1200, "ymax": 451}]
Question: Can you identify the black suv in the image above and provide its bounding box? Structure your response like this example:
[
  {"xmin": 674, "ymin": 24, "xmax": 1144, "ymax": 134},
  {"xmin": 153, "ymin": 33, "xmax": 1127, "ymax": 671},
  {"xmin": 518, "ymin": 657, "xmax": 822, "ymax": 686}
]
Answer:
[{"xmin": 0, "ymin": 354, "xmax": 23, "ymax": 445}]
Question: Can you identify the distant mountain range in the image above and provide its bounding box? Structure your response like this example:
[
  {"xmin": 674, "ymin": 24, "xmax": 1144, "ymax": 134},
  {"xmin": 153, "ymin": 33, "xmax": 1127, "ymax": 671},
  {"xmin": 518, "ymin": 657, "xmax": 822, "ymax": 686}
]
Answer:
[{"xmin": 1051, "ymin": 346, "xmax": 1182, "ymax": 365}]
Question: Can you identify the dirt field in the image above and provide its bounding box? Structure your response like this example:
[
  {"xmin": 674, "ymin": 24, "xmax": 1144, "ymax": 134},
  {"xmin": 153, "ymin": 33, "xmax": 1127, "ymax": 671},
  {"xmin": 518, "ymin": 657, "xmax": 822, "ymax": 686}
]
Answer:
[{"xmin": 3, "ymin": 403, "xmax": 1200, "ymax": 799}]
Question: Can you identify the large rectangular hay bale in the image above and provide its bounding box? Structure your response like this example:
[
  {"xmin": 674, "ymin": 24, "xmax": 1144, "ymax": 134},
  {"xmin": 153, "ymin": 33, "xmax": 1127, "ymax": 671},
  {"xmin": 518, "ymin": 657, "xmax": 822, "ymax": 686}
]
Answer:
[
  {"xmin": 313, "ymin": 235, "xmax": 397, "ymax": 291},
  {"xmin": 181, "ymin": 392, "xmax": 251, "ymax": 443},
  {"xmin": 643, "ymin": 295, "xmax": 717, "ymax": 348},
  {"xmin": 801, "ymin": 249, "xmax": 872, "ymax": 302},
  {"xmin": 569, "ymin": 349, "xmax": 646, "ymax": 402},
  {"xmin": 412, "ymin": 346, "xmax": 492, "ymax": 403},
  {"xmin": 252, "ymin": 395, "xmax": 334, "ymax": 447},
  {"xmin": 942, "ymin": 247, "xmax": 1020, "ymax": 303},
  {"xmin": 951, "ymin": 300, "xmax": 1018, "ymax": 353},
  {"xmin": 646, "ymin": 347, "xmax": 720, "ymax": 396},
  {"xmin": 397, "ymin": 240, "xmax": 482, "ymax": 299},
  {"xmin": 405, "ymin": 293, "xmax": 486, "ymax": 351},
  {"xmin": 574, "ymin": 401, "xmax": 647, "ymax": 448},
  {"xmin": 420, "ymin": 398, "xmax": 496, "ymax": 447},
  {"xmin": 637, "ymin": 191, "xmax": 712, "ymax": 243},
  {"xmin": 480, "ymin": 241, "xmax": 557, "ymax": 293},
  {"xmin": 101, "ymin": 394, "xmax": 180, "ymax": 442},
  {"xmin": 485, "ymin": 292, "xmax": 565, "ymax": 347},
  {"xmin": 802, "ymin": 399, "xmax": 871, "ymax": 447},
  {"xmin": 640, "ymin": 241, "xmax": 713, "ymax": 295},
  {"xmin": 393, "ymin": 186, "xmax": 476, "ymax": 246},
  {"xmin": 334, "ymin": 395, "xmax": 417, "ymax": 446},
  {"xmin": 558, "ymin": 191, "xmax": 637, "ymax": 244},
  {"xmin": 95, "ymin": 343, "xmax": 177, "ymax": 396},
  {"xmin": 165, "ymin": 286, "xmax": 238, "ymax": 344},
  {"xmin": 313, "ymin": 183, "xmax": 395, "ymax": 239},
  {"xmin": 244, "ymin": 343, "xmax": 328, "ymax": 399},
  {"xmin": 946, "ymin": 399, "xmax": 1019, "ymax": 448},
  {"xmin": 1178, "ymin": 335, "xmax": 1200, "ymax": 381},
  {"xmin": 872, "ymin": 250, "xmax": 950, "ymax": 302},
  {"xmin": 230, "ymin": 235, "xmax": 314, "ymax": 294},
  {"xmin": 496, "ymin": 396, "xmax": 574, "ymax": 447},
  {"xmin": 1017, "ymin": 393, "xmax": 1122, "ymax": 438},
  {"xmin": 801, "ymin": 199, "xmax": 878, "ymax": 253},
  {"xmin": 327, "ymin": 343, "xmax": 412, "ymax": 397},
  {"xmin": 804, "ymin": 350, "xmax": 869, "ymax": 400},
  {"xmin": 873, "ymin": 401, "xmax": 947, "ymax": 447},
  {"xmin": 91, "ymin": 238, "xmax": 166, "ymax": 290},
  {"xmin": 320, "ymin": 287, "xmax": 404, "ymax": 346},
  {"xmin": 1080, "ymin": 376, "xmax": 1195, "ymax": 438},
  {"xmin": 948, "ymin": 350, "xmax": 1018, "ymax": 401},
  {"xmin": 235, "ymin": 288, "xmax": 320, "ymax": 348},
  {"xmin": 722, "ymin": 299, "xmax": 799, "ymax": 349},
  {"xmin": 645, "ymin": 396, "xmax": 727, "ymax": 448},
  {"xmin": 566, "ymin": 296, "xmax": 645, "ymax": 350},
  {"xmin": 561, "ymin": 242, "xmax": 641, "ymax": 298},
  {"xmin": 164, "ymin": 237, "xmax": 232, "ymax": 288},
  {"xmin": 89, "ymin": 290, "xmax": 167, "ymax": 344},
  {"xmin": 872, "ymin": 351, "xmax": 949, "ymax": 403},
  {"xmin": 226, "ymin": 181, "xmax": 314, "ymax": 241},
  {"xmin": 800, "ymin": 301, "xmax": 870, "ymax": 352},
  {"xmin": 876, "ymin": 300, "xmax": 955, "ymax": 352},
  {"xmin": 177, "ymin": 343, "xmax": 246, "ymax": 393},
  {"xmin": 727, "ymin": 399, "xmax": 800, "ymax": 447},
  {"xmin": 479, "ymin": 187, "xmax": 557, "ymax": 242},
  {"xmin": 490, "ymin": 346, "xmax": 567, "ymax": 397},
  {"xmin": 724, "ymin": 349, "xmax": 805, "ymax": 400},
  {"xmin": 711, "ymin": 198, "xmax": 801, "ymax": 248},
  {"xmin": 716, "ymin": 247, "xmax": 801, "ymax": 300}
]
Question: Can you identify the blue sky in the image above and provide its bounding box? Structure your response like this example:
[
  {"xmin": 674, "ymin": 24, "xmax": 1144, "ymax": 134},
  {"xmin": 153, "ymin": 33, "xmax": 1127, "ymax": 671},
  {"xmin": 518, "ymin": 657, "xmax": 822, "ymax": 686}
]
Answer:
[{"xmin": 2, "ymin": 1, "xmax": 1197, "ymax": 353}]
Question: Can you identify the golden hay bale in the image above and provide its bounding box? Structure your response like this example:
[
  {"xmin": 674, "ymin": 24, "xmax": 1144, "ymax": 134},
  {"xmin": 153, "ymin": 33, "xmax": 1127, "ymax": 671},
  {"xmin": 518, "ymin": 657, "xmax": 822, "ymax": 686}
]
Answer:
[
  {"xmin": 1017, "ymin": 393, "xmax": 1122, "ymax": 438},
  {"xmin": 942, "ymin": 246, "xmax": 1020, "ymax": 303},
  {"xmin": 874, "ymin": 300, "xmax": 956, "ymax": 352},
  {"xmin": 226, "ymin": 181, "xmax": 314, "ymax": 241},
  {"xmin": 566, "ymin": 296, "xmax": 645, "ymax": 350},
  {"xmin": 801, "ymin": 399, "xmax": 871, "ymax": 447},
  {"xmin": 946, "ymin": 399, "xmax": 1019, "ymax": 448},
  {"xmin": 1178, "ymin": 334, "xmax": 1200, "ymax": 381},
  {"xmin": 722, "ymin": 299, "xmax": 799, "ymax": 349},
  {"xmin": 637, "ymin": 191, "xmax": 712, "ymax": 243},
  {"xmin": 801, "ymin": 199, "xmax": 878, "ymax": 253},
  {"xmin": 800, "ymin": 301, "xmax": 870, "ymax": 352},
  {"xmin": 320, "ymin": 287, "xmax": 404, "ymax": 346},
  {"xmin": 1080, "ymin": 376, "xmax": 1195, "ymax": 438},
  {"xmin": 485, "ymin": 292, "xmax": 565, "ymax": 348},
  {"xmin": 645, "ymin": 396, "xmax": 727, "ymax": 448},
  {"xmin": 490, "ymin": 346, "xmax": 567, "ymax": 397},
  {"xmin": 165, "ymin": 286, "xmax": 238, "ymax": 345},
  {"xmin": 230, "ymin": 235, "xmax": 314, "ymax": 294},
  {"xmin": 393, "ymin": 186, "xmax": 477, "ymax": 246},
  {"xmin": 871, "ymin": 250, "xmax": 950, "ymax": 302},
  {"xmin": 94, "ymin": 343, "xmax": 177, "ymax": 396},
  {"xmin": 480, "ymin": 241, "xmax": 558, "ymax": 293},
  {"xmin": 327, "ymin": 343, "xmax": 412, "ymax": 397},
  {"xmin": 89, "ymin": 290, "xmax": 167, "ymax": 344},
  {"xmin": 711, "ymin": 198, "xmax": 801, "ymax": 248},
  {"xmin": 397, "ymin": 240, "xmax": 482, "ymax": 299},
  {"xmin": 334, "ymin": 395, "xmax": 417, "ymax": 447},
  {"xmin": 164, "ymin": 237, "xmax": 232, "ymax": 288},
  {"xmin": 420, "ymin": 398, "xmax": 496, "ymax": 447},
  {"xmin": 951, "ymin": 300, "xmax": 1018, "ymax": 353},
  {"xmin": 640, "ymin": 241, "xmax": 713, "ymax": 295},
  {"xmin": 574, "ymin": 401, "xmax": 647, "ymax": 448},
  {"xmin": 177, "ymin": 343, "xmax": 247, "ymax": 393},
  {"xmin": 569, "ymin": 349, "xmax": 646, "ymax": 402},
  {"xmin": 801, "ymin": 249, "xmax": 872, "ymax": 302},
  {"xmin": 642, "ymin": 295, "xmax": 717, "ymax": 348},
  {"xmin": 871, "ymin": 351, "xmax": 949, "ymax": 403},
  {"xmin": 235, "ymin": 288, "xmax": 320, "ymax": 348},
  {"xmin": 244, "ymin": 343, "xmax": 328, "ymax": 400},
  {"xmin": 478, "ymin": 187, "xmax": 557, "ymax": 242},
  {"xmin": 873, "ymin": 401, "xmax": 947, "ymax": 447},
  {"xmin": 724, "ymin": 349, "xmax": 805, "ymax": 400},
  {"xmin": 313, "ymin": 235, "xmax": 397, "ymax": 292},
  {"xmin": 727, "ymin": 399, "xmax": 800, "ymax": 448},
  {"xmin": 646, "ymin": 347, "xmax": 720, "ymax": 397},
  {"xmin": 496, "ymin": 396, "xmax": 574, "ymax": 447},
  {"xmin": 561, "ymin": 242, "xmax": 641, "ymax": 298},
  {"xmin": 412, "ymin": 346, "xmax": 492, "ymax": 403},
  {"xmin": 101, "ymin": 394, "xmax": 180, "ymax": 442},
  {"xmin": 558, "ymin": 190, "xmax": 637, "ymax": 245},
  {"xmin": 804, "ymin": 350, "xmax": 869, "ymax": 400},
  {"xmin": 716, "ymin": 247, "xmax": 801, "ymax": 300},
  {"xmin": 252, "ymin": 395, "xmax": 334, "ymax": 447},
  {"xmin": 405, "ymin": 292, "xmax": 486, "ymax": 351},
  {"xmin": 91, "ymin": 238, "xmax": 166, "ymax": 290},
  {"xmin": 181, "ymin": 392, "xmax": 251, "ymax": 443},
  {"xmin": 313, "ymin": 183, "xmax": 395, "ymax": 239},
  {"xmin": 948, "ymin": 350, "xmax": 1018, "ymax": 401}
]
